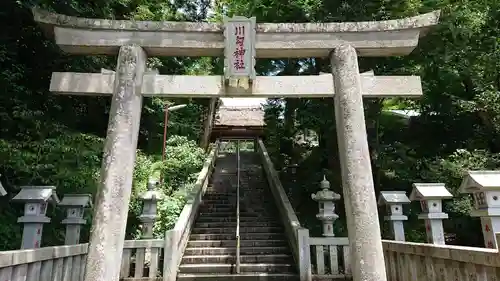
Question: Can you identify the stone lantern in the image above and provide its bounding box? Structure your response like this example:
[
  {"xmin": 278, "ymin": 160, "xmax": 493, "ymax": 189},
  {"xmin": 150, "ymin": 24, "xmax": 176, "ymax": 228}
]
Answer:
[
  {"xmin": 378, "ymin": 191, "xmax": 411, "ymax": 241},
  {"xmin": 139, "ymin": 180, "xmax": 163, "ymax": 238},
  {"xmin": 410, "ymin": 183, "xmax": 452, "ymax": 245},
  {"xmin": 0, "ymin": 174, "xmax": 6, "ymax": 196},
  {"xmin": 60, "ymin": 194, "xmax": 93, "ymax": 245},
  {"xmin": 311, "ymin": 176, "xmax": 341, "ymax": 236},
  {"xmin": 12, "ymin": 186, "xmax": 60, "ymax": 249},
  {"xmin": 460, "ymin": 171, "xmax": 500, "ymax": 249}
]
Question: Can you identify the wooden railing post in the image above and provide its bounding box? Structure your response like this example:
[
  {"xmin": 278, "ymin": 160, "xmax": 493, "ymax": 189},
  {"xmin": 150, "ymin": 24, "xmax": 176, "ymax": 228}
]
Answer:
[{"xmin": 297, "ymin": 228, "xmax": 312, "ymax": 281}]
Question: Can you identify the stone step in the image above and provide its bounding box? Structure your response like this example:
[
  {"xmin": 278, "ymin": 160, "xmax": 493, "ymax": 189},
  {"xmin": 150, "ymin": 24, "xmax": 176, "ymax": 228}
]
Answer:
[
  {"xmin": 203, "ymin": 193, "xmax": 235, "ymax": 196},
  {"xmin": 205, "ymin": 187, "xmax": 267, "ymax": 191},
  {"xmin": 190, "ymin": 233, "xmax": 285, "ymax": 241},
  {"xmin": 199, "ymin": 203, "xmax": 275, "ymax": 209},
  {"xmin": 195, "ymin": 217, "xmax": 279, "ymax": 223},
  {"xmin": 201, "ymin": 197, "xmax": 273, "ymax": 202},
  {"xmin": 207, "ymin": 189, "xmax": 267, "ymax": 192},
  {"xmin": 198, "ymin": 213, "xmax": 275, "ymax": 218},
  {"xmin": 179, "ymin": 263, "xmax": 295, "ymax": 274},
  {"xmin": 194, "ymin": 221, "xmax": 281, "ymax": 228},
  {"xmin": 182, "ymin": 254, "xmax": 293, "ymax": 264},
  {"xmin": 203, "ymin": 192, "xmax": 271, "ymax": 196},
  {"xmin": 199, "ymin": 203, "xmax": 234, "ymax": 208},
  {"xmin": 199, "ymin": 202, "xmax": 269, "ymax": 207},
  {"xmin": 177, "ymin": 273, "xmax": 299, "ymax": 281},
  {"xmin": 204, "ymin": 190, "xmax": 238, "ymax": 193},
  {"xmin": 187, "ymin": 239, "xmax": 287, "ymax": 248},
  {"xmin": 198, "ymin": 206, "xmax": 233, "ymax": 210},
  {"xmin": 200, "ymin": 198, "xmax": 276, "ymax": 203},
  {"xmin": 200, "ymin": 200, "xmax": 232, "ymax": 205},
  {"xmin": 198, "ymin": 212, "xmax": 274, "ymax": 217},
  {"xmin": 191, "ymin": 227, "xmax": 283, "ymax": 234},
  {"xmin": 198, "ymin": 207, "xmax": 272, "ymax": 213},
  {"xmin": 184, "ymin": 246, "xmax": 290, "ymax": 255},
  {"xmin": 202, "ymin": 197, "xmax": 235, "ymax": 201}
]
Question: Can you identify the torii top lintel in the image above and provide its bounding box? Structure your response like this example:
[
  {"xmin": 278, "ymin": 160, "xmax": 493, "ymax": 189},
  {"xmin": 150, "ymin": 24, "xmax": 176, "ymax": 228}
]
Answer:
[{"xmin": 32, "ymin": 8, "xmax": 440, "ymax": 58}]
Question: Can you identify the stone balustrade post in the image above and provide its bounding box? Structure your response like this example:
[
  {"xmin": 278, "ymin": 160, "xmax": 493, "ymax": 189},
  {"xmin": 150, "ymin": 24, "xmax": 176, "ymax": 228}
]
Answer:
[
  {"xmin": 12, "ymin": 186, "xmax": 60, "ymax": 249},
  {"xmin": 60, "ymin": 194, "xmax": 93, "ymax": 245},
  {"xmin": 297, "ymin": 227, "xmax": 312, "ymax": 281},
  {"xmin": 139, "ymin": 180, "xmax": 162, "ymax": 239},
  {"xmin": 378, "ymin": 191, "xmax": 410, "ymax": 241},
  {"xmin": 410, "ymin": 183, "xmax": 452, "ymax": 245},
  {"xmin": 460, "ymin": 171, "xmax": 500, "ymax": 248},
  {"xmin": 311, "ymin": 176, "xmax": 341, "ymax": 236}
]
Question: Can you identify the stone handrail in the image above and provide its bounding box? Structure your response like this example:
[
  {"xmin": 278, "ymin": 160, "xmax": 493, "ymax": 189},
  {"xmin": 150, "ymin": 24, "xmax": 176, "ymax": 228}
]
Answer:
[
  {"xmin": 256, "ymin": 140, "xmax": 303, "ymax": 266},
  {"xmin": 382, "ymin": 233, "xmax": 500, "ymax": 280},
  {"xmin": 0, "ymin": 239, "xmax": 164, "ymax": 281},
  {"xmin": 162, "ymin": 142, "xmax": 219, "ymax": 281}
]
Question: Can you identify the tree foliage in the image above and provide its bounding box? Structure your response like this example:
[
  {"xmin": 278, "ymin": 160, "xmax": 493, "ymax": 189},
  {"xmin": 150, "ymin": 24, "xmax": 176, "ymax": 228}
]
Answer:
[
  {"xmin": 0, "ymin": 0, "xmax": 213, "ymax": 250},
  {"xmin": 214, "ymin": 0, "xmax": 499, "ymax": 245}
]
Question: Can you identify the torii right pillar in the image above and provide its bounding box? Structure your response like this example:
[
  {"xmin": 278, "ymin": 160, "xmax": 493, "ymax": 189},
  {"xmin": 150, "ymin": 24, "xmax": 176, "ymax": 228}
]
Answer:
[
  {"xmin": 330, "ymin": 42, "xmax": 437, "ymax": 280},
  {"xmin": 331, "ymin": 45, "xmax": 388, "ymax": 281}
]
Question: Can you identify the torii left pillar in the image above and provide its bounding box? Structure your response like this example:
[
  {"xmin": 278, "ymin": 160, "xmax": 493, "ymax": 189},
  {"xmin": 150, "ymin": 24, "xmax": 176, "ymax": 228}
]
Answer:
[{"xmin": 84, "ymin": 45, "xmax": 146, "ymax": 281}]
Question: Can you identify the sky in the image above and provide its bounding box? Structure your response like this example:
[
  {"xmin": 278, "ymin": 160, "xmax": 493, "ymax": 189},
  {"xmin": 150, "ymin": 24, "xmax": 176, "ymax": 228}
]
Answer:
[{"xmin": 221, "ymin": 98, "xmax": 266, "ymax": 107}]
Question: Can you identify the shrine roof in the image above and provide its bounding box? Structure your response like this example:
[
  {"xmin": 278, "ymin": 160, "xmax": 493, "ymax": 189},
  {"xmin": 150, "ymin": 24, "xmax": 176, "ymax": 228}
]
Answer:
[
  {"xmin": 12, "ymin": 186, "xmax": 60, "ymax": 203},
  {"xmin": 459, "ymin": 171, "xmax": 500, "ymax": 193},
  {"xmin": 378, "ymin": 191, "xmax": 411, "ymax": 205},
  {"xmin": 216, "ymin": 106, "xmax": 265, "ymax": 127},
  {"xmin": 410, "ymin": 183, "xmax": 452, "ymax": 200},
  {"xmin": 59, "ymin": 194, "xmax": 93, "ymax": 207}
]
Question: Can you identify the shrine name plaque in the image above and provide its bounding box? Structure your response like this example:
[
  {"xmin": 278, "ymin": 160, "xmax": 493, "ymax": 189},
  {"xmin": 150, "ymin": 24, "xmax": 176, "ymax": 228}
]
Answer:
[{"xmin": 224, "ymin": 16, "xmax": 256, "ymax": 81}]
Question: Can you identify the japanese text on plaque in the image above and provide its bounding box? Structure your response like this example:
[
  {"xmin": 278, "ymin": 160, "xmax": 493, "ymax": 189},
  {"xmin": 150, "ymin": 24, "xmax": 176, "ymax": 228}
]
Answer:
[{"xmin": 233, "ymin": 25, "xmax": 246, "ymax": 71}]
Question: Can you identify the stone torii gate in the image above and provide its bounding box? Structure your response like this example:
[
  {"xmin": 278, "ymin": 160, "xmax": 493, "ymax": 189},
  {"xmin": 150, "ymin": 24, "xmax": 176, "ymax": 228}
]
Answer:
[{"xmin": 33, "ymin": 8, "xmax": 440, "ymax": 281}]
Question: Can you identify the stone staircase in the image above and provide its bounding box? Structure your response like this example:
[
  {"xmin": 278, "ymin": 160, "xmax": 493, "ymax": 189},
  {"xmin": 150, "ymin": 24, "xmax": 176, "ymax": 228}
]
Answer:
[{"xmin": 177, "ymin": 151, "xmax": 298, "ymax": 281}]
